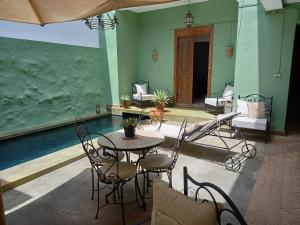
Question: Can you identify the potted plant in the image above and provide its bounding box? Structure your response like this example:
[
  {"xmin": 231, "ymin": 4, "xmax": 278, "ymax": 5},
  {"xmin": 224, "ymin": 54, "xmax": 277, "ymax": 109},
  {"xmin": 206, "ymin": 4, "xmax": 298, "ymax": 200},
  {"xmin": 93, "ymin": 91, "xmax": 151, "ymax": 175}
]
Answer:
[
  {"xmin": 120, "ymin": 95, "xmax": 131, "ymax": 108},
  {"xmin": 153, "ymin": 90, "xmax": 169, "ymax": 111},
  {"xmin": 122, "ymin": 117, "xmax": 138, "ymax": 138}
]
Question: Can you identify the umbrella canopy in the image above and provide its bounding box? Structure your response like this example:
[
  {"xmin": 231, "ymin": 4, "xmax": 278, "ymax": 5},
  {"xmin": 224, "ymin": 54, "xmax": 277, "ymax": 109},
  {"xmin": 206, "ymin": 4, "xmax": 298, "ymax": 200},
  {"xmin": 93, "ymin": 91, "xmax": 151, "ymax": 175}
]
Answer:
[{"xmin": 0, "ymin": 0, "xmax": 177, "ymax": 26}]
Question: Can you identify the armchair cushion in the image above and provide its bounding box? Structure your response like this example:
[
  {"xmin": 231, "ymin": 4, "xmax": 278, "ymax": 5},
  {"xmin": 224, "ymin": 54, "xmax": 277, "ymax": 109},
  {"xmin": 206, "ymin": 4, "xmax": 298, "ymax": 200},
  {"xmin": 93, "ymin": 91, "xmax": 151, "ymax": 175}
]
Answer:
[
  {"xmin": 205, "ymin": 97, "xmax": 225, "ymax": 107},
  {"xmin": 135, "ymin": 83, "xmax": 148, "ymax": 95},
  {"xmin": 222, "ymin": 85, "xmax": 234, "ymax": 101},
  {"xmin": 133, "ymin": 94, "xmax": 155, "ymax": 101},
  {"xmin": 232, "ymin": 116, "xmax": 267, "ymax": 130},
  {"xmin": 151, "ymin": 179, "xmax": 219, "ymax": 225}
]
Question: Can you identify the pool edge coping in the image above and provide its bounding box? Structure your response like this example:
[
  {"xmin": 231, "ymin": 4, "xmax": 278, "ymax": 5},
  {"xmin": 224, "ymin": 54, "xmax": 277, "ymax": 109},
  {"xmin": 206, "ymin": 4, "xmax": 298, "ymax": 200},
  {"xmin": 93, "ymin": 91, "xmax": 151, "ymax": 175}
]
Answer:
[{"xmin": 0, "ymin": 113, "xmax": 111, "ymax": 141}]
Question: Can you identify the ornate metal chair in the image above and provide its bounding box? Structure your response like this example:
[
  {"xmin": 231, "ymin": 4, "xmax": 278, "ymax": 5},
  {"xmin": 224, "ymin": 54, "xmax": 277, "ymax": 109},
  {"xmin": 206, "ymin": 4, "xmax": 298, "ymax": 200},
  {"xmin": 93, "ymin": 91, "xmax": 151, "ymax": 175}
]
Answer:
[
  {"xmin": 139, "ymin": 120, "xmax": 187, "ymax": 196},
  {"xmin": 74, "ymin": 117, "xmax": 125, "ymax": 200},
  {"xmin": 133, "ymin": 166, "xmax": 247, "ymax": 225},
  {"xmin": 205, "ymin": 82, "xmax": 234, "ymax": 113},
  {"xmin": 232, "ymin": 94, "xmax": 273, "ymax": 143},
  {"xmin": 80, "ymin": 132, "xmax": 140, "ymax": 225},
  {"xmin": 132, "ymin": 80, "xmax": 155, "ymax": 108}
]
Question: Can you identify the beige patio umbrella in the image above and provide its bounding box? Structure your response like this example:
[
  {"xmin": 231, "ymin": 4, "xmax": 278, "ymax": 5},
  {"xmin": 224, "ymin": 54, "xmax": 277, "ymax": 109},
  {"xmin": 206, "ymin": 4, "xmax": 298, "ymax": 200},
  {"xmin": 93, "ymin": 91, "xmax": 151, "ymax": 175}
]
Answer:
[{"xmin": 0, "ymin": 0, "xmax": 177, "ymax": 26}]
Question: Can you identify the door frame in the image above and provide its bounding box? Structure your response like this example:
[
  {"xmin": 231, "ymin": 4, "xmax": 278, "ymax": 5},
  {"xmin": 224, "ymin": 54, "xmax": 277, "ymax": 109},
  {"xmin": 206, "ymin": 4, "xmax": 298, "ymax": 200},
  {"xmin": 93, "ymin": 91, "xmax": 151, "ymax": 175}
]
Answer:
[{"xmin": 174, "ymin": 25, "xmax": 213, "ymax": 104}]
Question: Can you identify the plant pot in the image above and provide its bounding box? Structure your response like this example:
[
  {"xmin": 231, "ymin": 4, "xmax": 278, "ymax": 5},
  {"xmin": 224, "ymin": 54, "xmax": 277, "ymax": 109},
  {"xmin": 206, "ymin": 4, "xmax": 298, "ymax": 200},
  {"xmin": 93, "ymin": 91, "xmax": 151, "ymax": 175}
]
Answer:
[
  {"xmin": 156, "ymin": 103, "xmax": 165, "ymax": 111},
  {"xmin": 123, "ymin": 100, "xmax": 129, "ymax": 108},
  {"xmin": 155, "ymin": 110, "xmax": 164, "ymax": 121},
  {"xmin": 124, "ymin": 126, "xmax": 135, "ymax": 138}
]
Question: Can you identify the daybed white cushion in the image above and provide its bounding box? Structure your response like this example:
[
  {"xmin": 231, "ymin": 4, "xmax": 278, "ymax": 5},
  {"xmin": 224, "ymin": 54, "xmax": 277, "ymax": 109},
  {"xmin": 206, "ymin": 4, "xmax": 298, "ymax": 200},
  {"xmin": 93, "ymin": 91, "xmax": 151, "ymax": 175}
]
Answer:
[
  {"xmin": 135, "ymin": 84, "xmax": 148, "ymax": 95},
  {"xmin": 232, "ymin": 116, "xmax": 267, "ymax": 131},
  {"xmin": 223, "ymin": 85, "xmax": 234, "ymax": 101},
  {"xmin": 133, "ymin": 94, "xmax": 155, "ymax": 101},
  {"xmin": 236, "ymin": 99, "xmax": 248, "ymax": 115},
  {"xmin": 205, "ymin": 97, "xmax": 225, "ymax": 107},
  {"xmin": 151, "ymin": 179, "xmax": 219, "ymax": 225}
]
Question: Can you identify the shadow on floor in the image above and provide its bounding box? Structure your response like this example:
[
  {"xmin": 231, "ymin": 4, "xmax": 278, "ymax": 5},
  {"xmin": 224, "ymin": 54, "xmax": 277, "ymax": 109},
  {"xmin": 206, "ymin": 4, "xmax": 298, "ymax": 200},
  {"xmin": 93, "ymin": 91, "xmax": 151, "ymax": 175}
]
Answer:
[{"xmin": 5, "ymin": 168, "xmax": 151, "ymax": 225}]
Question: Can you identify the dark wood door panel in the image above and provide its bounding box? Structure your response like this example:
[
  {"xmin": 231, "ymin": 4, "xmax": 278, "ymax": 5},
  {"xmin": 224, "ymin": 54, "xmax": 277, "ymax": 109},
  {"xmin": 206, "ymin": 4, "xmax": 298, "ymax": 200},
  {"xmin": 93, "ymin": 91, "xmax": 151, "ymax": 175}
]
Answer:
[{"xmin": 176, "ymin": 36, "xmax": 194, "ymax": 104}]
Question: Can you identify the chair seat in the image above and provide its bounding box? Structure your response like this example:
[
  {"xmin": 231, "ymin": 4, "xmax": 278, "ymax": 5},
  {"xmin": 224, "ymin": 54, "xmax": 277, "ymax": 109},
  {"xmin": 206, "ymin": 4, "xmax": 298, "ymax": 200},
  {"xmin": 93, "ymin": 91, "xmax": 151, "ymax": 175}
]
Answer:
[
  {"xmin": 93, "ymin": 150, "xmax": 125, "ymax": 164},
  {"xmin": 139, "ymin": 154, "xmax": 173, "ymax": 170},
  {"xmin": 232, "ymin": 116, "xmax": 267, "ymax": 131},
  {"xmin": 100, "ymin": 162, "xmax": 137, "ymax": 180},
  {"xmin": 205, "ymin": 97, "xmax": 225, "ymax": 107},
  {"xmin": 133, "ymin": 94, "xmax": 155, "ymax": 101}
]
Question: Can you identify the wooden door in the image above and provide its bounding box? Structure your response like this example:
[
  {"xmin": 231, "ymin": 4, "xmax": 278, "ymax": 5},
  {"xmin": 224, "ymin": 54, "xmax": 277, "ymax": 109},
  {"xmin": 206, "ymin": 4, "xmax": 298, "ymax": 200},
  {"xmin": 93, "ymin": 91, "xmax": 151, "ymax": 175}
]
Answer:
[{"xmin": 176, "ymin": 37, "xmax": 194, "ymax": 104}]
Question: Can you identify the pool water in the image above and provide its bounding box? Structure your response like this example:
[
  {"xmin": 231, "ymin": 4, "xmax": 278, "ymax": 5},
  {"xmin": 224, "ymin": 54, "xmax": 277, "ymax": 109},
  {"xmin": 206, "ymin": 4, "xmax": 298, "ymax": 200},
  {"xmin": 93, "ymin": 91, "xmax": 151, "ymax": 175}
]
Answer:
[{"xmin": 0, "ymin": 115, "xmax": 123, "ymax": 171}]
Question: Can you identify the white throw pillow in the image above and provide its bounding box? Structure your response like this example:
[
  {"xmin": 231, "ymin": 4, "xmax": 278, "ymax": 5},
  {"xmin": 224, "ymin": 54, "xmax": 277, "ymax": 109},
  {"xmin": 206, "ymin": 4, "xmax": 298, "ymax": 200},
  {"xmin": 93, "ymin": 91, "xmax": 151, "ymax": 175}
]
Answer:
[
  {"xmin": 223, "ymin": 85, "xmax": 234, "ymax": 101},
  {"xmin": 236, "ymin": 99, "xmax": 248, "ymax": 116},
  {"xmin": 135, "ymin": 84, "xmax": 148, "ymax": 95}
]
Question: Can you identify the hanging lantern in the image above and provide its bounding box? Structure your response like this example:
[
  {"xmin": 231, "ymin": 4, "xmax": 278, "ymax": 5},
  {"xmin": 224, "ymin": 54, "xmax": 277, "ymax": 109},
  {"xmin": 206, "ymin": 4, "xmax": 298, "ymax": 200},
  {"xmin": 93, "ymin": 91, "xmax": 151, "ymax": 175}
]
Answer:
[
  {"xmin": 184, "ymin": 10, "xmax": 194, "ymax": 28},
  {"xmin": 84, "ymin": 13, "xmax": 118, "ymax": 30}
]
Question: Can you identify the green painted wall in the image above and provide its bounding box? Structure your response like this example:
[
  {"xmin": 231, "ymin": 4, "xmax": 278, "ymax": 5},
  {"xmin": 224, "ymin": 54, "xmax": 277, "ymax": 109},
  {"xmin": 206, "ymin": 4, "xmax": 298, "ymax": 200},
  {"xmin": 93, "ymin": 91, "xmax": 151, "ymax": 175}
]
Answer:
[
  {"xmin": 136, "ymin": 0, "xmax": 238, "ymax": 96},
  {"xmin": 116, "ymin": 11, "xmax": 139, "ymax": 97},
  {"xmin": 234, "ymin": 0, "xmax": 298, "ymax": 132},
  {"xmin": 0, "ymin": 37, "xmax": 112, "ymax": 134}
]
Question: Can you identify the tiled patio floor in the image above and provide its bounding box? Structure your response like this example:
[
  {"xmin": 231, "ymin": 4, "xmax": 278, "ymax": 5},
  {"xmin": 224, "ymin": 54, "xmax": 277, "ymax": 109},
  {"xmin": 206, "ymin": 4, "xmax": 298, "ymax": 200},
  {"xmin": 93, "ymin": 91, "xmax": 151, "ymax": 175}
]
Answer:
[
  {"xmin": 2, "ymin": 126, "xmax": 300, "ymax": 225},
  {"xmin": 245, "ymin": 126, "xmax": 300, "ymax": 225}
]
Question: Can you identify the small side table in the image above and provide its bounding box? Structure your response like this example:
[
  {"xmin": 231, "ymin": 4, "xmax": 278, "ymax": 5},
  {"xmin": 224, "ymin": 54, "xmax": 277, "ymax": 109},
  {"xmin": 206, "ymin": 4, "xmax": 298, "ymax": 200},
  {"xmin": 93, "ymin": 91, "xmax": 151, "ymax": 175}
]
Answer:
[{"xmin": 224, "ymin": 102, "xmax": 232, "ymax": 114}]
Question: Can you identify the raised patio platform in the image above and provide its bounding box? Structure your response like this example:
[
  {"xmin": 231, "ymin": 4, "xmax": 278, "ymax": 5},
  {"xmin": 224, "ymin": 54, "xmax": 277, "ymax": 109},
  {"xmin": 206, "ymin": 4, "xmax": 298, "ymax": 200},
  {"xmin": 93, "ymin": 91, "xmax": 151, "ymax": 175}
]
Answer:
[{"xmin": 111, "ymin": 106, "xmax": 215, "ymax": 123}]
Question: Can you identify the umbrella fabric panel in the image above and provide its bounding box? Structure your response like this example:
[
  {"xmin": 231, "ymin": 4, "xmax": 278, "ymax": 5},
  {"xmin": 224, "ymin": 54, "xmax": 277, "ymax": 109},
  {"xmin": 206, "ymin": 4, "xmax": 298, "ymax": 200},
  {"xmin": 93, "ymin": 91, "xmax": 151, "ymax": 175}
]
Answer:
[{"xmin": 0, "ymin": 0, "xmax": 176, "ymax": 25}]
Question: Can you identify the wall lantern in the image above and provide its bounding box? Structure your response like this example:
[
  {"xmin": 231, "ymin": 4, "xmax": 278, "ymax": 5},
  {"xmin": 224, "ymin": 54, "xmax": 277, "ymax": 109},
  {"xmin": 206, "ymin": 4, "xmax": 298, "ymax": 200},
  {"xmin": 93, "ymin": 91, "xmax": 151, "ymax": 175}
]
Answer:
[
  {"xmin": 84, "ymin": 13, "xmax": 118, "ymax": 30},
  {"xmin": 226, "ymin": 22, "xmax": 234, "ymax": 58},
  {"xmin": 96, "ymin": 104, "xmax": 101, "ymax": 114},
  {"xmin": 226, "ymin": 45, "xmax": 234, "ymax": 58},
  {"xmin": 152, "ymin": 50, "xmax": 158, "ymax": 62}
]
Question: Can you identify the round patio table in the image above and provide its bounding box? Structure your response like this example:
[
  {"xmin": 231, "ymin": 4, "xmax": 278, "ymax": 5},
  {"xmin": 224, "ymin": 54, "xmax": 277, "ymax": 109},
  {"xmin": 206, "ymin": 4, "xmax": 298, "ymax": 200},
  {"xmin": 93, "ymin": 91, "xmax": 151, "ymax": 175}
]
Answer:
[
  {"xmin": 97, "ymin": 129, "xmax": 165, "ymax": 153},
  {"xmin": 97, "ymin": 129, "xmax": 165, "ymax": 210}
]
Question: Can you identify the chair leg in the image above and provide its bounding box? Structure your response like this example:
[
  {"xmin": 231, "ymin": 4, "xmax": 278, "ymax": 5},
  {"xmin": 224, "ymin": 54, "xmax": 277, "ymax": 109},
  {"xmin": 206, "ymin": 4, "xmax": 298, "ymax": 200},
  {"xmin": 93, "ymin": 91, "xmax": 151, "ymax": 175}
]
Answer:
[
  {"xmin": 91, "ymin": 167, "xmax": 94, "ymax": 200},
  {"xmin": 142, "ymin": 169, "xmax": 146, "ymax": 199},
  {"xmin": 120, "ymin": 183, "xmax": 126, "ymax": 225},
  {"xmin": 265, "ymin": 130, "xmax": 268, "ymax": 143},
  {"xmin": 95, "ymin": 177, "xmax": 100, "ymax": 219},
  {"xmin": 167, "ymin": 170, "xmax": 172, "ymax": 188},
  {"xmin": 134, "ymin": 175, "xmax": 141, "ymax": 208},
  {"xmin": 146, "ymin": 171, "xmax": 150, "ymax": 193}
]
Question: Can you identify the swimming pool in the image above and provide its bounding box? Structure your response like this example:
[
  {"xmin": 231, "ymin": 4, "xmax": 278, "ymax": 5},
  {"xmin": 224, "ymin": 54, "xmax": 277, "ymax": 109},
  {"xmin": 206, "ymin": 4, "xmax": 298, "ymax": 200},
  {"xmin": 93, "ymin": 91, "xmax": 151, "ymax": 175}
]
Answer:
[{"xmin": 0, "ymin": 115, "xmax": 123, "ymax": 171}]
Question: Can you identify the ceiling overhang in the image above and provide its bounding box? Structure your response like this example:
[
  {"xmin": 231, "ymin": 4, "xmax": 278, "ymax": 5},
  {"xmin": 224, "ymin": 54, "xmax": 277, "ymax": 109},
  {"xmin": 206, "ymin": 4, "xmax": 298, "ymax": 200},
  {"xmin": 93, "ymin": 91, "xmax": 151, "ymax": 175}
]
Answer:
[
  {"xmin": 260, "ymin": 0, "xmax": 283, "ymax": 11},
  {"xmin": 123, "ymin": 0, "xmax": 207, "ymax": 13}
]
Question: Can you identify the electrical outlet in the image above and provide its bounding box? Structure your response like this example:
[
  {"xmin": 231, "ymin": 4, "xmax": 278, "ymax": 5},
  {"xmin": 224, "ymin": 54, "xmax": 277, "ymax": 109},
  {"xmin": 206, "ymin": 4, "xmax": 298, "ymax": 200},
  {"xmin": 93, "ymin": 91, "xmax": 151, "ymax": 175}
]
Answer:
[{"xmin": 274, "ymin": 73, "xmax": 281, "ymax": 78}]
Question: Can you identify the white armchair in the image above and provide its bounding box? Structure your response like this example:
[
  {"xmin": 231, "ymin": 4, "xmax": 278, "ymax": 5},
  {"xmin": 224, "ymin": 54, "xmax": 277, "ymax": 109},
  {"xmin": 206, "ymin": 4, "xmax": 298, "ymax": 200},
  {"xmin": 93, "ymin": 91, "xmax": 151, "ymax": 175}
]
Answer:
[
  {"xmin": 132, "ymin": 81, "xmax": 155, "ymax": 108},
  {"xmin": 232, "ymin": 94, "xmax": 273, "ymax": 143},
  {"xmin": 205, "ymin": 82, "xmax": 234, "ymax": 112}
]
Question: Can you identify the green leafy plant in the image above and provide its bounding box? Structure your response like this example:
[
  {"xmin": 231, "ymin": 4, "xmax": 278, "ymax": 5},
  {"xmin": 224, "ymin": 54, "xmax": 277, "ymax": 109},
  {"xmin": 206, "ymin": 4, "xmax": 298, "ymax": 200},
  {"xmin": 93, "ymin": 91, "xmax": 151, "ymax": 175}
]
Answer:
[
  {"xmin": 120, "ymin": 95, "xmax": 131, "ymax": 108},
  {"xmin": 120, "ymin": 95, "xmax": 131, "ymax": 101},
  {"xmin": 153, "ymin": 90, "xmax": 169, "ymax": 106},
  {"xmin": 122, "ymin": 117, "xmax": 138, "ymax": 128}
]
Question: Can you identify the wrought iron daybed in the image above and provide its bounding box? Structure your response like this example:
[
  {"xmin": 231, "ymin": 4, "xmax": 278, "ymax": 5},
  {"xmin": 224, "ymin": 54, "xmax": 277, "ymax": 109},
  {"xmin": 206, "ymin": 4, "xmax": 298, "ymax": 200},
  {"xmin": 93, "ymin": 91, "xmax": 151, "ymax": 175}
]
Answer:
[{"xmin": 182, "ymin": 111, "xmax": 257, "ymax": 172}]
